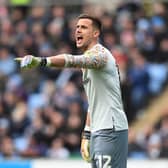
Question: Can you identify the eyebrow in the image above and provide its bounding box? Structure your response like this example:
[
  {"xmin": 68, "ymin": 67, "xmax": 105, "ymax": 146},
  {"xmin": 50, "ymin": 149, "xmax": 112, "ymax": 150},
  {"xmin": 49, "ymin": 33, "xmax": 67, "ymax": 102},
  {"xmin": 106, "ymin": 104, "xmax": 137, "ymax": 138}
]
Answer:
[{"xmin": 76, "ymin": 24, "xmax": 88, "ymax": 28}]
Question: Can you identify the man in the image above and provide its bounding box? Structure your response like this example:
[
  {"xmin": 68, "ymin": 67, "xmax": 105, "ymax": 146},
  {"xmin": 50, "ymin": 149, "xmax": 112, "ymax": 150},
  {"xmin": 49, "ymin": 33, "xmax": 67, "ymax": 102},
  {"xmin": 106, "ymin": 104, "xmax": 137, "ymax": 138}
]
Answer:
[{"xmin": 15, "ymin": 14, "xmax": 128, "ymax": 168}]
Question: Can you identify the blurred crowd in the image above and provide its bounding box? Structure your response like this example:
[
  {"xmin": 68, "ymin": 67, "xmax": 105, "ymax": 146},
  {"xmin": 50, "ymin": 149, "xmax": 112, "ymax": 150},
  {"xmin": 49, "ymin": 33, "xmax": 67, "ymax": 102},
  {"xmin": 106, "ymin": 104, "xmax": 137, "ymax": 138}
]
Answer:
[{"xmin": 0, "ymin": 1, "xmax": 168, "ymax": 159}]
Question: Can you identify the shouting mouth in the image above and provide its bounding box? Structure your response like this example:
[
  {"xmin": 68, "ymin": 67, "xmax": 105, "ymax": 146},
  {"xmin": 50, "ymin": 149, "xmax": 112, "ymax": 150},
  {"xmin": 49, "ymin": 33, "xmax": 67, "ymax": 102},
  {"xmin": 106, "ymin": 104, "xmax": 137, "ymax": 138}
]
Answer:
[{"xmin": 76, "ymin": 36, "xmax": 83, "ymax": 44}]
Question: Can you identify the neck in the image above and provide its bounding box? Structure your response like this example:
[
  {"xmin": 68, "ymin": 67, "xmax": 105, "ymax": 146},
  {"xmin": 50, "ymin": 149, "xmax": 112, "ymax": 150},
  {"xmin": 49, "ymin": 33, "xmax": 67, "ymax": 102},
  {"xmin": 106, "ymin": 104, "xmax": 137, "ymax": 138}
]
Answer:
[{"xmin": 82, "ymin": 41, "xmax": 99, "ymax": 52}]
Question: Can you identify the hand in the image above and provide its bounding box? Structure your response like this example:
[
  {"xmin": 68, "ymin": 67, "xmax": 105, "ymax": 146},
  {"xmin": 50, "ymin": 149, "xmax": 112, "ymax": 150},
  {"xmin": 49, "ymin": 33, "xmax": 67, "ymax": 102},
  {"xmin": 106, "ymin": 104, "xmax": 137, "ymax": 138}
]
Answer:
[
  {"xmin": 81, "ymin": 131, "xmax": 91, "ymax": 162},
  {"xmin": 15, "ymin": 55, "xmax": 41, "ymax": 69}
]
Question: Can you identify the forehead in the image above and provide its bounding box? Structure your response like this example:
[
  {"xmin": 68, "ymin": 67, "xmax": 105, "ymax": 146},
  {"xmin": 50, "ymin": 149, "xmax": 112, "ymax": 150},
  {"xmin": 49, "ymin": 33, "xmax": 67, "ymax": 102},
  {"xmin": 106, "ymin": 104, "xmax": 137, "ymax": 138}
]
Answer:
[{"xmin": 76, "ymin": 18, "xmax": 93, "ymax": 26}]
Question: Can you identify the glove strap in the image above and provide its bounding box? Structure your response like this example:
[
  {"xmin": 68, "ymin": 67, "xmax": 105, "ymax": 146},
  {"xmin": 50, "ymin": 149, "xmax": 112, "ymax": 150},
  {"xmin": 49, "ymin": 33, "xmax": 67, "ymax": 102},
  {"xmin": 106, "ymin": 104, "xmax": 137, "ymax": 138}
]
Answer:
[
  {"xmin": 39, "ymin": 57, "xmax": 51, "ymax": 67},
  {"xmin": 82, "ymin": 130, "xmax": 91, "ymax": 140},
  {"xmin": 39, "ymin": 57, "xmax": 47, "ymax": 67}
]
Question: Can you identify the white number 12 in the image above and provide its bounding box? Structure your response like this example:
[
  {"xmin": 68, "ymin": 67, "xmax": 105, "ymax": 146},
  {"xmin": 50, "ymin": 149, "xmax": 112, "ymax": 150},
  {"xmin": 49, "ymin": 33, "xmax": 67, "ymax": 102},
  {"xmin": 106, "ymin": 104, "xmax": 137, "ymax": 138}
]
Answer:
[{"xmin": 95, "ymin": 155, "xmax": 111, "ymax": 168}]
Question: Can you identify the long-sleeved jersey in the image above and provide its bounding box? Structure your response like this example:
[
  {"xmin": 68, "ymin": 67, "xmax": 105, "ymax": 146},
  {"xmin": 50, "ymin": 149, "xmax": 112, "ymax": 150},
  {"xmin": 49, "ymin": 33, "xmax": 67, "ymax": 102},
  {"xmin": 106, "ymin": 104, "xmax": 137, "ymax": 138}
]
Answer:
[{"xmin": 64, "ymin": 43, "xmax": 128, "ymax": 132}]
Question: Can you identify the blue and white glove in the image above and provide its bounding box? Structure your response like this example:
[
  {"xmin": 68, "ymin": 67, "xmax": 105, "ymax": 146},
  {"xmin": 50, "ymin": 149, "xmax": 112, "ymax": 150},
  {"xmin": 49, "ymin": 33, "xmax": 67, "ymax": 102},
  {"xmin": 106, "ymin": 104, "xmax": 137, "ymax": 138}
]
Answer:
[{"xmin": 15, "ymin": 55, "xmax": 42, "ymax": 69}]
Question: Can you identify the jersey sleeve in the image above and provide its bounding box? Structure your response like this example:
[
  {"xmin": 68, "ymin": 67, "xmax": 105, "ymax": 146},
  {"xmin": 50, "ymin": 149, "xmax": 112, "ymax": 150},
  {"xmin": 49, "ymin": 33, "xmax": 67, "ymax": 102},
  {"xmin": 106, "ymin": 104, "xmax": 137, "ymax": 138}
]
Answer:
[{"xmin": 64, "ymin": 46, "xmax": 108, "ymax": 69}]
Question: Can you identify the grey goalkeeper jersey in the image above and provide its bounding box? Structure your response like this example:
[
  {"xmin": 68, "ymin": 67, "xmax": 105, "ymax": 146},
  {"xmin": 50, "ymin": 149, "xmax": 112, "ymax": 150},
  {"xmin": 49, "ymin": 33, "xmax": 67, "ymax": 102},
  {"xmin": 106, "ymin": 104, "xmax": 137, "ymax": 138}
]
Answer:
[
  {"xmin": 64, "ymin": 43, "xmax": 128, "ymax": 132},
  {"xmin": 82, "ymin": 44, "xmax": 128, "ymax": 132}
]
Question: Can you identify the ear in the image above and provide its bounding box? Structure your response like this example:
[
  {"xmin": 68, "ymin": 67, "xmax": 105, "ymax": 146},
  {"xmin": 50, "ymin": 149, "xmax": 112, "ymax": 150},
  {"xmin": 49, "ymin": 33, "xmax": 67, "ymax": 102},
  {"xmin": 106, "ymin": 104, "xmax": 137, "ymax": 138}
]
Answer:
[{"xmin": 93, "ymin": 30, "xmax": 100, "ymax": 38}]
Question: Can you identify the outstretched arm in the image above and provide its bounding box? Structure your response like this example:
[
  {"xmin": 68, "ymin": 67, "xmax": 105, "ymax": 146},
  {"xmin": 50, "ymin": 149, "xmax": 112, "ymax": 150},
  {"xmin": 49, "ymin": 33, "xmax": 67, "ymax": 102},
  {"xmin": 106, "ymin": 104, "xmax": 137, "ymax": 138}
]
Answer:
[{"xmin": 15, "ymin": 51, "xmax": 107, "ymax": 69}]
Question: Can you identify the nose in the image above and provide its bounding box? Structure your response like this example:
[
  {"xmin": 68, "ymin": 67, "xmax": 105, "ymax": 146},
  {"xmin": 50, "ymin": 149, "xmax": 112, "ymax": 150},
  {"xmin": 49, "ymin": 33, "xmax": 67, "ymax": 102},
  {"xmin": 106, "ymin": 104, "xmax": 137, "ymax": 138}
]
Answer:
[{"xmin": 76, "ymin": 26, "xmax": 81, "ymax": 33}]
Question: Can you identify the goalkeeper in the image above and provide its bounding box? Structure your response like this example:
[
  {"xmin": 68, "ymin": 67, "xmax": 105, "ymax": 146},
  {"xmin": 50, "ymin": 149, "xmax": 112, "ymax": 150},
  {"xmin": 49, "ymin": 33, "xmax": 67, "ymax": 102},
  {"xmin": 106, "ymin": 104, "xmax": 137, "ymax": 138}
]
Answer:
[{"xmin": 15, "ymin": 14, "xmax": 128, "ymax": 168}]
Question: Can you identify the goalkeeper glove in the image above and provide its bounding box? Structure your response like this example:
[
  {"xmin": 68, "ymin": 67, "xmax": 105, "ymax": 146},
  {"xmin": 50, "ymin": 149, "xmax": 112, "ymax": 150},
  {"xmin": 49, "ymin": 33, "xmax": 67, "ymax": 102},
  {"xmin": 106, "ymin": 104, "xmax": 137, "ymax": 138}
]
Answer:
[
  {"xmin": 81, "ymin": 130, "xmax": 91, "ymax": 162},
  {"xmin": 15, "ymin": 55, "xmax": 50, "ymax": 69}
]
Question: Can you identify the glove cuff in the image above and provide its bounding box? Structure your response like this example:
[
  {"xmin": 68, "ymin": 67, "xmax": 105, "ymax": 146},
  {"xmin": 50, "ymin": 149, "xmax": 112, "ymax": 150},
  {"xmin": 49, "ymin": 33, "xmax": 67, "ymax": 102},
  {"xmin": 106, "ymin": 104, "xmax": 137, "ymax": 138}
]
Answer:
[
  {"xmin": 82, "ymin": 130, "xmax": 91, "ymax": 140},
  {"xmin": 39, "ymin": 57, "xmax": 47, "ymax": 67},
  {"xmin": 39, "ymin": 57, "xmax": 51, "ymax": 67}
]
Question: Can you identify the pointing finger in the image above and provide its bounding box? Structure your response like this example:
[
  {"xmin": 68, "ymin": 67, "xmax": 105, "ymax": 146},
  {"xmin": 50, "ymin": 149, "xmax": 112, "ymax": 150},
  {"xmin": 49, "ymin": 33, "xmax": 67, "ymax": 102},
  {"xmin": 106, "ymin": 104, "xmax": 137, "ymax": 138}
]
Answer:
[{"xmin": 14, "ymin": 57, "xmax": 23, "ymax": 62}]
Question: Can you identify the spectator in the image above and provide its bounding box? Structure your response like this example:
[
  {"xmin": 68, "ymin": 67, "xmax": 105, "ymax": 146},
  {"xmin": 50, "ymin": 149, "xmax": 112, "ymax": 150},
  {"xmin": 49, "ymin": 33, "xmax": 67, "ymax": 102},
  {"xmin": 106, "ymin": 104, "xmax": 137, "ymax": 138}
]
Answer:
[
  {"xmin": 127, "ymin": 49, "xmax": 150, "ymax": 114},
  {"xmin": 47, "ymin": 136, "xmax": 70, "ymax": 159}
]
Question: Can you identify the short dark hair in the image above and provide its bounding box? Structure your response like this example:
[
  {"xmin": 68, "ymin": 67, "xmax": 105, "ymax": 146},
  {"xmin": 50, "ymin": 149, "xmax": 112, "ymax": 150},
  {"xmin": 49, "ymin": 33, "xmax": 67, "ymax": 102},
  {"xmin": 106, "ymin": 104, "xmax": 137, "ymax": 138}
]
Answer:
[{"xmin": 78, "ymin": 14, "xmax": 102, "ymax": 32}]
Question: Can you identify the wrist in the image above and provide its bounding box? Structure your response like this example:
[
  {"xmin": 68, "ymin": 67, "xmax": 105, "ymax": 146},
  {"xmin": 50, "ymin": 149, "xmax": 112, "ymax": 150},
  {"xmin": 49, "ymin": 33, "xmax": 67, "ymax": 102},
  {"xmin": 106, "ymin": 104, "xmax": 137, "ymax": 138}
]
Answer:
[
  {"xmin": 82, "ymin": 130, "xmax": 90, "ymax": 140},
  {"xmin": 82, "ymin": 125, "xmax": 90, "ymax": 139},
  {"xmin": 39, "ymin": 57, "xmax": 51, "ymax": 67},
  {"xmin": 46, "ymin": 57, "xmax": 51, "ymax": 66},
  {"xmin": 84, "ymin": 125, "xmax": 90, "ymax": 131}
]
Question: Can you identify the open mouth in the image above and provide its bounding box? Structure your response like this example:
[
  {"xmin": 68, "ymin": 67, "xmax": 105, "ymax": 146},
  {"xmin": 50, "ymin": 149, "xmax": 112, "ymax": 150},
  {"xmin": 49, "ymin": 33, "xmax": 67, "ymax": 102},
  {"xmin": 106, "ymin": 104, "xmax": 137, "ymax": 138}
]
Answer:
[{"xmin": 76, "ymin": 36, "xmax": 83, "ymax": 43}]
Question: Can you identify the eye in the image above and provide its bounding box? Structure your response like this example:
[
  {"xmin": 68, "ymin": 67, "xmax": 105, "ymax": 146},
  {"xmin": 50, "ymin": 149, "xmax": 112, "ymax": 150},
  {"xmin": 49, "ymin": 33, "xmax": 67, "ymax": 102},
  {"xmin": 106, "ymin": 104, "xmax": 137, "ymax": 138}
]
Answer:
[{"xmin": 81, "ymin": 25, "xmax": 88, "ymax": 29}]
